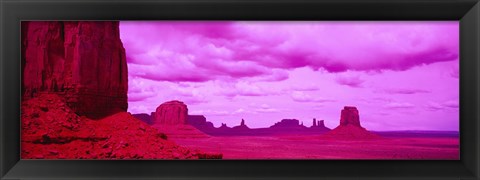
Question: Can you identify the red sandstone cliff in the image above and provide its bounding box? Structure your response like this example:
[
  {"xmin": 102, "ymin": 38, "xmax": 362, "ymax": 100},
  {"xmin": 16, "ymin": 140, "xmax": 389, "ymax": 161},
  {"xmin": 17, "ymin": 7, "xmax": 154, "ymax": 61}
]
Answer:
[{"xmin": 21, "ymin": 21, "xmax": 128, "ymax": 119}]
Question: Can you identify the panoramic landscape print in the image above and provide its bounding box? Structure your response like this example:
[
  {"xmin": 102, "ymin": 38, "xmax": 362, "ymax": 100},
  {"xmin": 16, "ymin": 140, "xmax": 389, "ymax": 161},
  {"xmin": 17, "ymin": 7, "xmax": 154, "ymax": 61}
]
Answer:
[{"xmin": 21, "ymin": 21, "xmax": 459, "ymax": 159}]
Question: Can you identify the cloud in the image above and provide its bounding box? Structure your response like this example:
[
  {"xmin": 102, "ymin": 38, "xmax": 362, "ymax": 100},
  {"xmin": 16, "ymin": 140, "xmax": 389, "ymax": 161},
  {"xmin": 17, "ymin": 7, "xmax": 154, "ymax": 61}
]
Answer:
[
  {"xmin": 121, "ymin": 22, "xmax": 290, "ymax": 83},
  {"xmin": 250, "ymin": 103, "xmax": 282, "ymax": 113},
  {"xmin": 219, "ymin": 81, "xmax": 280, "ymax": 97},
  {"xmin": 121, "ymin": 21, "xmax": 459, "ymax": 84},
  {"xmin": 129, "ymin": 63, "xmax": 212, "ymax": 82},
  {"xmin": 384, "ymin": 102, "xmax": 415, "ymax": 109},
  {"xmin": 182, "ymin": 96, "xmax": 209, "ymax": 105},
  {"xmin": 290, "ymin": 83, "xmax": 321, "ymax": 91},
  {"xmin": 128, "ymin": 92, "xmax": 155, "ymax": 102},
  {"xmin": 450, "ymin": 64, "xmax": 459, "ymax": 79},
  {"xmin": 426, "ymin": 100, "xmax": 459, "ymax": 111},
  {"xmin": 232, "ymin": 108, "xmax": 247, "ymax": 115},
  {"xmin": 335, "ymin": 75, "xmax": 364, "ymax": 87},
  {"xmin": 228, "ymin": 22, "xmax": 458, "ymax": 72},
  {"xmin": 291, "ymin": 91, "xmax": 334, "ymax": 103},
  {"xmin": 359, "ymin": 97, "xmax": 393, "ymax": 104},
  {"xmin": 128, "ymin": 76, "xmax": 158, "ymax": 102},
  {"xmin": 127, "ymin": 105, "xmax": 150, "ymax": 114},
  {"xmin": 255, "ymin": 108, "xmax": 281, "ymax": 113},
  {"xmin": 234, "ymin": 83, "xmax": 267, "ymax": 96},
  {"xmin": 190, "ymin": 109, "xmax": 230, "ymax": 116},
  {"xmin": 254, "ymin": 69, "xmax": 289, "ymax": 82},
  {"xmin": 443, "ymin": 100, "xmax": 459, "ymax": 108},
  {"xmin": 383, "ymin": 88, "xmax": 430, "ymax": 94},
  {"xmin": 168, "ymin": 85, "xmax": 209, "ymax": 105}
]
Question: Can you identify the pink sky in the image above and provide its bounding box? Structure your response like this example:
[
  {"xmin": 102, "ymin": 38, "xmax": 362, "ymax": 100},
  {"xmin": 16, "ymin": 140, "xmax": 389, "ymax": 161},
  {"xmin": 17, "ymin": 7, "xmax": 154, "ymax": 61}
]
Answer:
[{"xmin": 120, "ymin": 21, "xmax": 459, "ymax": 131}]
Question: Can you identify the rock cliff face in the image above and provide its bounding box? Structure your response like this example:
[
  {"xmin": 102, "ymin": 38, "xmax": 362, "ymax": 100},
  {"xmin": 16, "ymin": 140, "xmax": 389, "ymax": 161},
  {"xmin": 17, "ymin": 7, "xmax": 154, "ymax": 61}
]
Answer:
[
  {"xmin": 21, "ymin": 21, "xmax": 128, "ymax": 119},
  {"xmin": 152, "ymin": 101, "xmax": 188, "ymax": 125}
]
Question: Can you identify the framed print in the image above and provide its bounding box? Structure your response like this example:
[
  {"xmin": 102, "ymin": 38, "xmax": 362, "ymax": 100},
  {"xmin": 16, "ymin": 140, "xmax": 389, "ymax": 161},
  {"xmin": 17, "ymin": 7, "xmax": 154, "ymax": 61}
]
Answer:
[{"xmin": 1, "ymin": 0, "xmax": 479, "ymax": 179}]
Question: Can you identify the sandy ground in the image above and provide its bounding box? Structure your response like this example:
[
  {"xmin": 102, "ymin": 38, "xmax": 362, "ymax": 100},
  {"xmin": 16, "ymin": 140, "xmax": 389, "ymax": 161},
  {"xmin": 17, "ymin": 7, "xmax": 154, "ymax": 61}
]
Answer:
[{"xmin": 172, "ymin": 136, "xmax": 459, "ymax": 160}]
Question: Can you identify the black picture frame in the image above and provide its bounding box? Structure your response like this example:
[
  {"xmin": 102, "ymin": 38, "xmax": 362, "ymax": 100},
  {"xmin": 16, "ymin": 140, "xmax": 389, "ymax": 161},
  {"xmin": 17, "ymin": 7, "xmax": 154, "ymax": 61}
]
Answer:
[{"xmin": 1, "ymin": 0, "xmax": 479, "ymax": 179}]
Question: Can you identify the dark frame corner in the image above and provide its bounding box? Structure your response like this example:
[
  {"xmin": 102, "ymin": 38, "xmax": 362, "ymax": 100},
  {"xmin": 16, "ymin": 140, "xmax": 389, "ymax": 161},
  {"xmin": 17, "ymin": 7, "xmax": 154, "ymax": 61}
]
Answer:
[{"xmin": 1, "ymin": 0, "xmax": 479, "ymax": 179}]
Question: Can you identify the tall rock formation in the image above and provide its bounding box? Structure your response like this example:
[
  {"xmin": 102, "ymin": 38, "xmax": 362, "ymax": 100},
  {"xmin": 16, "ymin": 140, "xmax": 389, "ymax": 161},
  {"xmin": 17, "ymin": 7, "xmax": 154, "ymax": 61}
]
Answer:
[
  {"xmin": 21, "ymin": 21, "xmax": 128, "ymax": 119},
  {"xmin": 317, "ymin": 120, "xmax": 326, "ymax": 127},
  {"xmin": 310, "ymin": 119, "xmax": 330, "ymax": 132},
  {"xmin": 322, "ymin": 106, "xmax": 380, "ymax": 140},
  {"xmin": 340, "ymin": 106, "xmax": 361, "ymax": 127},
  {"xmin": 152, "ymin": 100, "xmax": 188, "ymax": 125}
]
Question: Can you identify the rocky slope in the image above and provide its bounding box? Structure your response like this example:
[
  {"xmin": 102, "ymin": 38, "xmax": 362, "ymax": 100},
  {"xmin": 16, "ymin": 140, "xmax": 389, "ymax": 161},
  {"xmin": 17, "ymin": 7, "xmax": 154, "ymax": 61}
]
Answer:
[{"xmin": 21, "ymin": 94, "xmax": 222, "ymax": 159}]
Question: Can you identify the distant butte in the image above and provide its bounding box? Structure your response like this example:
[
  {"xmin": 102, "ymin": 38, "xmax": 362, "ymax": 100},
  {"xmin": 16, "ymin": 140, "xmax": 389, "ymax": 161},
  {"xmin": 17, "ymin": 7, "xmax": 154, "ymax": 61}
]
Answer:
[
  {"xmin": 322, "ymin": 106, "xmax": 381, "ymax": 140},
  {"xmin": 232, "ymin": 119, "xmax": 250, "ymax": 130},
  {"xmin": 133, "ymin": 113, "xmax": 332, "ymax": 136},
  {"xmin": 340, "ymin": 106, "xmax": 361, "ymax": 127},
  {"xmin": 153, "ymin": 100, "xmax": 188, "ymax": 126},
  {"xmin": 270, "ymin": 119, "xmax": 305, "ymax": 129},
  {"xmin": 151, "ymin": 101, "xmax": 209, "ymax": 139}
]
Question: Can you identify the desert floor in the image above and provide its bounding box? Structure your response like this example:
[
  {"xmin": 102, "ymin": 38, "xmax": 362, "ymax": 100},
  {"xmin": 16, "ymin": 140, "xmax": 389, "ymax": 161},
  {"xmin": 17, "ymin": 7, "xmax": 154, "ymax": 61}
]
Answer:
[{"xmin": 172, "ymin": 136, "xmax": 459, "ymax": 160}]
